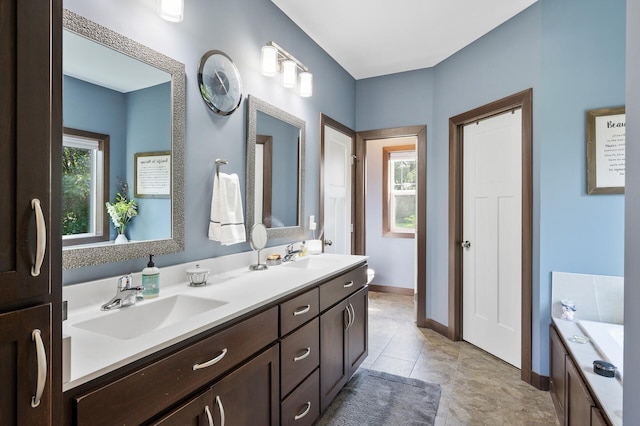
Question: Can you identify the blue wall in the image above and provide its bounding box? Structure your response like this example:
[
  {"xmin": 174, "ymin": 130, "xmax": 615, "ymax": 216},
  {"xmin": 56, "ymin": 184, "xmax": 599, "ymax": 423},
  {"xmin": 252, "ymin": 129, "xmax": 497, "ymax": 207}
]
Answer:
[
  {"xmin": 126, "ymin": 82, "xmax": 172, "ymax": 241},
  {"xmin": 63, "ymin": 77, "xmax": 172, "ymax": 241},
  {"xmin": 256, "ymin": 111, "xmax": 299, "ymax": 227},
  {"xmin": 63, "ymin": 0, "xmax": 356, "ymax": 284},
  {"xmin": 355, "ymin": 0, "xmax": 625, "ymax": 376}
]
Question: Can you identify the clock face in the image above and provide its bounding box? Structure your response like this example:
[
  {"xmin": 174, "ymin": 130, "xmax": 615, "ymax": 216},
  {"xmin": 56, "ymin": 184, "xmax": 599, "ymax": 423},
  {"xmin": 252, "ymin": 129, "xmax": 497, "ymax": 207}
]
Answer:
[{"xmin": 198, "ymin": 50, "xmax": 243, "ymax": 116}]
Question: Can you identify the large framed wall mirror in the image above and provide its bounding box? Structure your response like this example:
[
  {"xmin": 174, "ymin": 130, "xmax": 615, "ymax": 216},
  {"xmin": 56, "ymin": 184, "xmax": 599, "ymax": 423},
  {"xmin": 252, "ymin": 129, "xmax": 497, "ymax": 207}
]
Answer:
[
  {"xmin": 246, "ymin": 95, "xmax": 305, "ymax": 240},
  {"xmin": 62, "ymin": 9, "xmax": 185, "ymax": 269}
]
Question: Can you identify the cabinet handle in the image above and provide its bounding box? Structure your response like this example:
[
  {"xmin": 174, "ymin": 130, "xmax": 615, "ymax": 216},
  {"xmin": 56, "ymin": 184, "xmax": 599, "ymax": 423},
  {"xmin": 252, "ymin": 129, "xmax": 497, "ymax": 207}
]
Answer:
[
  {"xmin": 204, "ymin": 405, "xmax": 213, "ymax": 426},
  {"xmin": 293, "ymin": 347, "xmax": 311, "ymax": 362},
  {"xmin": 345, "ymin": 305, "xmax": 352, "ymax": 330},
  {"xmin": 216, "ymin": 395, "xmax": 225, "ymax": 426},
  {"xmin": 31, "ymin": 329, "xmax": 47, "ymax": 408},
  {"xmin": 293, "ymin": 305, "xmax": 311, "ymax": 316},
  {"xmin": 31, "ymin": 199, "xmax": 46, "ymax": 277},
  {"xmin": 347, "ymin": 303, "xmax": 356, "ymax": 327},
  {"xmin": 193, "ymin": 348, "xmax": 228, "ymax": 371},
  {"xmin": 294, "ymin": 401, "xmax": 311, "ymax": 421},
  {"xmin": 343, "ymin": 280, "xmax": 354, "ymax": 288}
]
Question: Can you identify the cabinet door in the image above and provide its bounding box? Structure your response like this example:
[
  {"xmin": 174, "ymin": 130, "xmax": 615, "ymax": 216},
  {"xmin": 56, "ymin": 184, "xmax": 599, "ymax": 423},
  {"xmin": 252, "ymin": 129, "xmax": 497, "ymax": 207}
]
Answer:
[
  {"xmin": 549, "ymin": 325, "xmax": 567, "ymax": 422},
  {"xmin": 0, "ymin": 304, "xmax": 52, "ymax": 425},
  {"xmin": 319, "ymin": 299, "xmax": 349, "ymax": 412},
  {"xmin": 347, "ymin": 286, "xmax": 368, "ymax": 373},
  {"xmin": 0, "ymin": 0, "xmax": 57, "ymax": 305},
  {"xmin": 210, "ymin": 344, "xmax": 279, "ymax": 426},
  {"xmin": 152, "ymin": 389, "xmax": 214, "ymax": 426},
  {"xmin": 566, "ymin": 357, "xmax": 594, "ymax": 426}
]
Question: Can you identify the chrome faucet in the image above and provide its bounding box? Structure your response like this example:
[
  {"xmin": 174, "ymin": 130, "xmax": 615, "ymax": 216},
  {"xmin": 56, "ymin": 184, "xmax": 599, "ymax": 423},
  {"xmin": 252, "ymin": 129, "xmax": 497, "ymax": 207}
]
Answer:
[
  {"xmin": 101, "ymin": 273, "xmax": 143, "ymax": 311},
  {"xmin": 283, "ymin": 243, "xmax": 302, "ymax": 262}
]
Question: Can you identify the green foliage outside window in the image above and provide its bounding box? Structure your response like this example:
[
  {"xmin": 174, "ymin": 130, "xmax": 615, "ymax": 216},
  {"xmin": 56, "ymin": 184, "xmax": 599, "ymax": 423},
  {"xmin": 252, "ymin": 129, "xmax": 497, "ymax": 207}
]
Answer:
[{"xmin": 62, "ymin": 147, "xmax": 91, "ymax": 235}]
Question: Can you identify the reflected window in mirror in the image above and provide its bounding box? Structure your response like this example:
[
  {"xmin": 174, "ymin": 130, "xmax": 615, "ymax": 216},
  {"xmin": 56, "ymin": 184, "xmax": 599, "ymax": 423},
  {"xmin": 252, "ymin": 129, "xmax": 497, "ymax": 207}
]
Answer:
[{"xmin": 62, "ymin": 128, "xmax": 110, "ymax": 246}]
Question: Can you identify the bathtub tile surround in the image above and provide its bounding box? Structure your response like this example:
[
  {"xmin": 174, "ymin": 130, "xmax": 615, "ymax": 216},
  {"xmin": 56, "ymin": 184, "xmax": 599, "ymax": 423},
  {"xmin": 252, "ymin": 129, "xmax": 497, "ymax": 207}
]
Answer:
[
  {"xmin": 551, "ymin": 271, "xmax": 623, "ymax": 324},
  {"xmin": 551, "ymin": 271, "xmax": 623, "ymax": 425}
]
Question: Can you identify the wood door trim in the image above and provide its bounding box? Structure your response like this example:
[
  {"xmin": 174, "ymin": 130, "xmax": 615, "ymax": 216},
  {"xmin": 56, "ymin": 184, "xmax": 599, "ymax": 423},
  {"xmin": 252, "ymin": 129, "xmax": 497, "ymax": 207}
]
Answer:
[
  {"xmin": 256, "ymin": 135, "xmax": 273, "ymax": 226},
  {"xmin": 319, "ymin": 114, "xmax": 356, "ymax": 252},
  {"xmin": 355, "ymin": 125, "xmax": 427, "ymax": 328},
  {"xmin": 448, "ymin": 88, "xmax": 533, "ymax": 384}
]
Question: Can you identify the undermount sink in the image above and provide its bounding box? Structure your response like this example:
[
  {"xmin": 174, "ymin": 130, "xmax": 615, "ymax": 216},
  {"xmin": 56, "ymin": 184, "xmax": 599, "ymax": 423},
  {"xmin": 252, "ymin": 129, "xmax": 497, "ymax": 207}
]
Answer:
[
  {"xmin": 282, "ymin": 255, "xmax": 335, "ymax": 270},
  {"xmin": 73, "ymin": 295, "xmax": 228, "ymax": 340}
]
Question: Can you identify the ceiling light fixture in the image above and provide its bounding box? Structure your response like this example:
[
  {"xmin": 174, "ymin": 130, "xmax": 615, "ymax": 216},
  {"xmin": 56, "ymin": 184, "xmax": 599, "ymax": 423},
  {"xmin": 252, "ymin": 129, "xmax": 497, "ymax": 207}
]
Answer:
[
  {"xmin": 158, "ymin": 0, "xmax": 184, "ymax": 22},
  {"xmin": 261, "ymin": 41, "xmax": 313, "ymax": 97}
]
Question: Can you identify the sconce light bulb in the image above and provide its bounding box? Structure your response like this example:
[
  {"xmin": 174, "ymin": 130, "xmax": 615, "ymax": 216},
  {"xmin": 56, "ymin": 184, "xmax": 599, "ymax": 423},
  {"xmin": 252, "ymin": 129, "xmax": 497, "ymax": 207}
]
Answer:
[
  {"xmin": 261, "ymin": 45, "xmax": 278, "ymax": 77},
  {"xmin": 299, "ymin": 71, "xmax": 313, "ymax": 97},
  {"xmin": 158, "ymin": 0, "xmax": 184, "ymax": 22},
  {"xmin": 282, "ymin": 60, "xmax": 297, "ymax": 88}
]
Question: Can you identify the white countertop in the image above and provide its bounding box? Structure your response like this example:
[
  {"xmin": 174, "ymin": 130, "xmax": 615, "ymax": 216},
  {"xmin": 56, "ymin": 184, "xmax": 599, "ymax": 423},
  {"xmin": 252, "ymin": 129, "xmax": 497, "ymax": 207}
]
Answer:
[
  {"xmin": 553, "ymin": 317, "xmax": 623, "ymax": 425},
  {"xmin": 62, "ymin": 251, "xmax": 367, "ymax": 392}
]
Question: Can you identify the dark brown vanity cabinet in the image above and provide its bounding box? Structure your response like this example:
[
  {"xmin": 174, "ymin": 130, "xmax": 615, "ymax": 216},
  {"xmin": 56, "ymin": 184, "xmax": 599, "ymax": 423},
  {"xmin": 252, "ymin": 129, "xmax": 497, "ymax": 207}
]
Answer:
[
  {"xmin": 1, "ymin": 0, "xmax": 62, "ymax": 423},
  {"xmin": 64, "ymin": 262, "xmax": 368, "ymax": 425},
  {"xmin": 549, "ymin": 325, "xmax": 611, "ymax": 426},
  {"xmin": 320, "ymin": 284, "xmax": 368, "ymax": 412},
  {"xmin": 152, "ymin": 344, "xmax": 280, "ymax": 426}
]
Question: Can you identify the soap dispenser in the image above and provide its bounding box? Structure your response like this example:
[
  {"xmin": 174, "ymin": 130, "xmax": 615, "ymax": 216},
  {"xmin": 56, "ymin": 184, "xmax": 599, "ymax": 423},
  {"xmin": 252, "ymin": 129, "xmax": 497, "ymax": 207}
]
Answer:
[{"xmin": 142, "ymin": 254, "xmax": 160, "ymax": 298}]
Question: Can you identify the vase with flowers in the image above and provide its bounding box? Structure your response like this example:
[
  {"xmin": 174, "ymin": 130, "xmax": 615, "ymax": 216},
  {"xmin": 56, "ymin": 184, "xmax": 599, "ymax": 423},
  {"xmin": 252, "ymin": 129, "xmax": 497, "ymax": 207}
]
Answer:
[{"xmin": 106, "ymin": 185, "xmax": 138, "ymax": 244}]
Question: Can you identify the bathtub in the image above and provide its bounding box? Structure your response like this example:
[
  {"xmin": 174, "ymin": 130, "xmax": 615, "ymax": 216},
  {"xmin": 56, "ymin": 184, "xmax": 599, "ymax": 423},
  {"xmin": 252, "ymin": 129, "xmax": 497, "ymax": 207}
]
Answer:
[{"xmin": 578, "ymin": 320, "xmax": 624, "ymax": 382}]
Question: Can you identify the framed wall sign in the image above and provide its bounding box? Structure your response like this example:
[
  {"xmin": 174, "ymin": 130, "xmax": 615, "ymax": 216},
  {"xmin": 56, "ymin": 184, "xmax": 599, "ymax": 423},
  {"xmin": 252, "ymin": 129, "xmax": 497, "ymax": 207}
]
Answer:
[
  {"xmin": 134, "ymin": 151, "xmax": 171, "ymax": 198},
  {"xmin": 586, "ymin": 106, "xmax": 625, "ymax": 194}
]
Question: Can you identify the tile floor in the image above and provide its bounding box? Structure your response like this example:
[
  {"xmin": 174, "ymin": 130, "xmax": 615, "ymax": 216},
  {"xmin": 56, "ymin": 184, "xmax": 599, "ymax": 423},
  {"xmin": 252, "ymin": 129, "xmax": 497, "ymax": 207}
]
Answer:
[{"xmin": 362, "ymin": 291, "xmax": 560, "ymax": 425}]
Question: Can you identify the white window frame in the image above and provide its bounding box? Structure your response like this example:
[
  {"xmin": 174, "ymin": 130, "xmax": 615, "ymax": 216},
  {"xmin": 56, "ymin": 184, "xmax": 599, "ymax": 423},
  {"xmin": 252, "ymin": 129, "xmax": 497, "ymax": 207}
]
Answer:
[
  {"xmin": 382, "ymin": 145, "xmax": 416, "ymax": 238},
  {"xmin": 62, "ymin": 129, "xmax": 109, "ymax": 246}
]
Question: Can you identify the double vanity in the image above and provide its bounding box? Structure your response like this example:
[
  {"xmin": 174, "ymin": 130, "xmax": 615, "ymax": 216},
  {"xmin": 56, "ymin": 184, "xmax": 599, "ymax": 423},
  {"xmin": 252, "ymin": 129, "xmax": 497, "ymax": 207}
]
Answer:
[{"xmin": 62, "ymin": 251, "xmax": 368, "ymax": 425}]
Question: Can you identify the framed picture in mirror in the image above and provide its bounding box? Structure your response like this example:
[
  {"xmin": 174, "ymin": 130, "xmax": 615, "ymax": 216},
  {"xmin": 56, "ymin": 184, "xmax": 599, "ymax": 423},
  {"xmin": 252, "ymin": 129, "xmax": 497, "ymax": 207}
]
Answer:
[{"xmin": 134, "ymin": 151, "xmax": 171, "ymax": 198}]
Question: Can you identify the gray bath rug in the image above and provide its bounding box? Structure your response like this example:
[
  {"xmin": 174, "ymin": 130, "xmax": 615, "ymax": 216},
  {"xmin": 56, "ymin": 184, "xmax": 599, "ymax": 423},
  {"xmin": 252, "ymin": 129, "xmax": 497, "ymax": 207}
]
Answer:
[{"xmin": 316, "ymin": 368, "xmax": 441, "ymax": 426}]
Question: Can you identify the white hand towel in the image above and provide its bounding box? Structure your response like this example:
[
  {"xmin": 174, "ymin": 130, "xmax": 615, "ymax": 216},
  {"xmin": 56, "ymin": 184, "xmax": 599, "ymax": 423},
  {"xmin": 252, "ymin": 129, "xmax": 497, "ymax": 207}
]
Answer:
[{"xmin": 209, "ymin": 172, "xmax": 246, "ymax": 245}]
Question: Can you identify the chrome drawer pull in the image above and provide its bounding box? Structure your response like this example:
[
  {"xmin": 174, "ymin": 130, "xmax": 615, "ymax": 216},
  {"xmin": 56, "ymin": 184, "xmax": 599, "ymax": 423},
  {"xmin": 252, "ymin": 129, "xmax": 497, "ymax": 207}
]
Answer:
[
  {"xmin": 193, "ymin": 348, "xmax": 228, "ymax": 371},
  {"xmin": 31, "ymin": 199, "xmax": 46, "ymax": 277},
  {"xmin": 31, "ymin": 329, "xmax": 47, "ymax": 408},
  {"xmin": 348, "ymin": 304, "xmax": 355, "ymax": 328},
  {"xmin": 343, "ymin": 280, "xmax": 354, "ymax": 288},
  {"xmin": 205, "ymin": 405, "xmax": 213, "ymax": 426},
  {"xmin": 293, "ymin": 305, "xmax": 311, "ymax": 316},
  {"xmin": 294, "ymin": 401, "xmax": 311, "ymax": 420},
  {"xmin": 216, "ymin": 395, "xmax": 225, "ymax": 426},
  {"xmin": 293, "ymin": 347, "xmax": 311, "ymax": 362}
]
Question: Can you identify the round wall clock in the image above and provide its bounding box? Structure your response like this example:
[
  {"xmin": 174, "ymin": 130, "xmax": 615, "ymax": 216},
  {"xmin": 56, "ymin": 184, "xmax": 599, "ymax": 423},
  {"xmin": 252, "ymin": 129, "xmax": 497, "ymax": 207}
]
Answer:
[{"xmin": 198, "ymin": 50, "xmax": 242, "ymax": 116}]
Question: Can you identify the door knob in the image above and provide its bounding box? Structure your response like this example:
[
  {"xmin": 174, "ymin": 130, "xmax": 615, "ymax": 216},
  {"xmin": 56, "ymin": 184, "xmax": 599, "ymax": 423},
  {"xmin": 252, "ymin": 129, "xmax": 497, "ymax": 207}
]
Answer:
[
  {"xmin": 460, "ymin": 240, "xmax": 471, "ymax": 249},
  {"xmin": 324, "ymin": 239, "xmax": 333, "ymax": 246}
]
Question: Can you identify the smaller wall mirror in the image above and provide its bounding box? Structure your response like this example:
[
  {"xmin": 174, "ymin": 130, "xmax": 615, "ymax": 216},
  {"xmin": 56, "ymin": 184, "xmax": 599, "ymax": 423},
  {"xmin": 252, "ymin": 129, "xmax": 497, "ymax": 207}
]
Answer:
[{"xmin": 246, "ymin": 95, "xmax": 305, "ymax": 240}]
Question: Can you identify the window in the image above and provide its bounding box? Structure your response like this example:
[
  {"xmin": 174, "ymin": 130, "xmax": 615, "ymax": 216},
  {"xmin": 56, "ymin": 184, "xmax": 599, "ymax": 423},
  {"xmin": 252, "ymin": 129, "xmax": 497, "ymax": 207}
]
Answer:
[
  {"xmin": 383, "ymin": 145, "xmax": 416, "ymax": 238},
  {"xmin": 62, "ymin": 128, "xmax": 110, "ymax": 246}
]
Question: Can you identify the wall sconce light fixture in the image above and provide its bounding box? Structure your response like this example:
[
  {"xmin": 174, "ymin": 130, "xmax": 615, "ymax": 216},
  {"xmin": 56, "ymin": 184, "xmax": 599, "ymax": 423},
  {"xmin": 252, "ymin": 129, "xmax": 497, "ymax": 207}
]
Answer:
[
  {"xmin": 261, "ymin": 41, "xmax": 313, "ymax": 97},
  {"xmin": 158, "ymin": 0, "xmax": 184, "ymax": 22}
]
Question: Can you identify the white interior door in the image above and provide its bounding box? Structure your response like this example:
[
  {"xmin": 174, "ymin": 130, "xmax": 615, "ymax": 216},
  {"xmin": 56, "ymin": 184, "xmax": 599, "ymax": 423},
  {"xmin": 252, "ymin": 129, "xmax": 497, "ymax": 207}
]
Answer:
[
  {"xmin": 323, "ymin": 125, "xmax": 352, "ymax": 255},
  {"xmin": 462, "ymin": 109, "xmax": 522, "ymax": 368}
]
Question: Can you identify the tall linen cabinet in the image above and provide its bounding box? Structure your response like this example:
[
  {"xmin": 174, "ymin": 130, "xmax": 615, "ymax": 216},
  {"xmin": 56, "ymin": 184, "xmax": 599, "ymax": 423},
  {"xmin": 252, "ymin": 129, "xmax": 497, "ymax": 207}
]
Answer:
[{"xmin": 0, "ymin": 0, "xmax": 62, "ymax": 423}]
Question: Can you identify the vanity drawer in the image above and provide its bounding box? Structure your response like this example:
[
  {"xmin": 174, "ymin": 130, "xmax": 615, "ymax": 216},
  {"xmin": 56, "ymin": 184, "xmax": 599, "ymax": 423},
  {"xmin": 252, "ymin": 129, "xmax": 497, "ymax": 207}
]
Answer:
[
  {"xmin": 280, "ymin": 287, "xmax": 319, "ymax": 336},
  {"xmin": 75, "ymin": 306, "xmax": 278, "ymax": 426},
  {"xmin": 281, "ymin": 368, "xmax": 320, "ymax": 426},
  {"xmin": 281, "ymin": 318, "xmax": 319, "ymax": 398},
  {"xmin": 319, "ymin": 263, "xmax": 367, "ymax": 311}
]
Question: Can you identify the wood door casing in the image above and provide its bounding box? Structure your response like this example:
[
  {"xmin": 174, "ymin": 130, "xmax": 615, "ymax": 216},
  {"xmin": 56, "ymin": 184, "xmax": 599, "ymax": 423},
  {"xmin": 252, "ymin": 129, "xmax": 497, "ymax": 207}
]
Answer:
[{"xmin": 448, "ymin": 88, "xmax": 533, "ymax": 385}]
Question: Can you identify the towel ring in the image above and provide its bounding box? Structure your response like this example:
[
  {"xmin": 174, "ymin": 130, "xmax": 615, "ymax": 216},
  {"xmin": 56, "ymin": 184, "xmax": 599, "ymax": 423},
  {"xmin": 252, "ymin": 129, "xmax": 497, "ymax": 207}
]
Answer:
[{"xmin": 215, "ymin": 159, "xmax": 228, "ymax": 177}]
